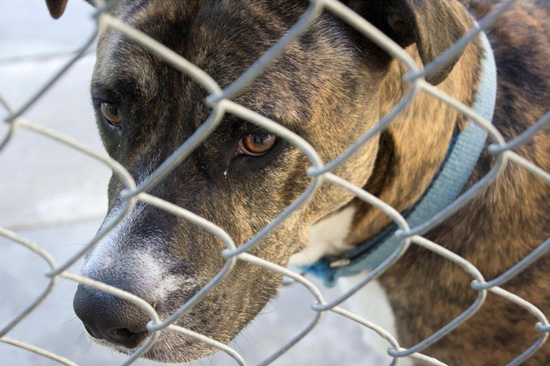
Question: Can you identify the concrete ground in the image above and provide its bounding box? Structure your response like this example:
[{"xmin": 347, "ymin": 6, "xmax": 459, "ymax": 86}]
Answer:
[{"xmin": 0, "ymin": 1, "xmax": 384, "ymax": 365}]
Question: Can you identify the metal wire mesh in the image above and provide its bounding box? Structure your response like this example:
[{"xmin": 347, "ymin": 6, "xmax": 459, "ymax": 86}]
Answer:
[{"xmin": 1, "ymin": 0, "xmax": 550, "ymax": 365}]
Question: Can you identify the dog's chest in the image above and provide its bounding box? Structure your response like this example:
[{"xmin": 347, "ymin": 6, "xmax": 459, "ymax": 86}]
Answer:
[
  {"xmin": 289, "ymin": 208, "xmax": 407, "ymax": 364},
  {"xmin": 289, "ymin": 207, "xmax": 357, "ymax": 266}
]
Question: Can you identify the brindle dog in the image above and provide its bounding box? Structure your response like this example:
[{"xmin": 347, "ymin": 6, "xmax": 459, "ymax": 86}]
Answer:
[{"xmin": 46, "ymin": 0, "xmax": 550, "ymax": 365}]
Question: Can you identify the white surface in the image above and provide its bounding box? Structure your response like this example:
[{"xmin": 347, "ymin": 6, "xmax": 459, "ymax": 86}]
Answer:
[
  {"xmin": 0, "ymin": 1, "xmax": 388, "ymax": 365},
  {"xmin": 339, "ymin": 275, "xmax": 413, "ymax": 366},
  {"xmin": 0, "ymin": 0, "xmax": 108, "ymax": 229}
]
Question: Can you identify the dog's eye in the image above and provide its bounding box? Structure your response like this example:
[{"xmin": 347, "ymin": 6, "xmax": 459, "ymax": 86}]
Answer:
[
  {"xmin": 100, "ymin": 102, "xmax": 122, "ymax": 126},
  {"xmin": 238, "ymin": 132, "xmax": 277, "ymax": 156}
]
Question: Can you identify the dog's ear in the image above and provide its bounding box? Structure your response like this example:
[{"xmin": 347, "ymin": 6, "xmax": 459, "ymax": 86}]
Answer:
[
  {"xmin": 45, "ymin": 0, "xmax": 95, "ymax": 19},
  {"xmin": 45, "ymin": 0, "xmax": 69, "ymax": 19},
  {"xmin": 345, "ymin": 0, "xmax": 473, "ymax": 85}
]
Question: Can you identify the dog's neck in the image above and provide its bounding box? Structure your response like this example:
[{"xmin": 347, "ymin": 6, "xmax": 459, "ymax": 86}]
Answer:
[{"xmin": 346, "ymin": 36, "xmax": 484, "ymax": 246}]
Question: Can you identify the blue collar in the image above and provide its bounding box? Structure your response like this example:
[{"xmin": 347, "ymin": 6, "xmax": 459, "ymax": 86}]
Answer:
[{"xmin": 302, "ymin": 31, "xmax": 497, "ymax": 287}]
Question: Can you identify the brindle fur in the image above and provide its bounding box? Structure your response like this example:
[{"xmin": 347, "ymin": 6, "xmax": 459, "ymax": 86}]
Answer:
[
  {"xmin": 48, "ymin": 0, "xmax": 550, "ymax": 364},
  {"xmin": 371, "ymin": 2, "xmax": 550, "ymax": 365}
]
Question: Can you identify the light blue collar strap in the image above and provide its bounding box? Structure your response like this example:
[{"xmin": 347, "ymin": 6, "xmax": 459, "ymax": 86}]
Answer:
[{"xmin": 303, "ymin": 31, "xmax": 497, "ymax": 287}]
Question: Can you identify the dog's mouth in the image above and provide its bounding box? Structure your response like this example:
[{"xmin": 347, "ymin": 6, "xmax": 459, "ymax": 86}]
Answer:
[
  {"xmin": 86, "ymin": 324, "xmax": 150, "ymax": 350},
  {"xmin": 89, "ymin": 329, "xmax": 220, "ymax": 364}
]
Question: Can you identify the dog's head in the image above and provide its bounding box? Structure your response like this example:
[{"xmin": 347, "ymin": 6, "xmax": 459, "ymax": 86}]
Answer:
[{"xmin": 47, "ymin": 0, "xmax": 471, "ymax": 362}]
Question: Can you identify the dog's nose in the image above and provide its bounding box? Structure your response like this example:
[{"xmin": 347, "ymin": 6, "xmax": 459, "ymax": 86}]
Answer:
[{"xmin": 73, "ymin": 284, "xmax": 151, "ymax": 349}]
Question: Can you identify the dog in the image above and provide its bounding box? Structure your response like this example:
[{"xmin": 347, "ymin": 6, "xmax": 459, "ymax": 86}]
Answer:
[{"xmin": 46, "ymin": 0, "xmax": 550, "ymax": 365}]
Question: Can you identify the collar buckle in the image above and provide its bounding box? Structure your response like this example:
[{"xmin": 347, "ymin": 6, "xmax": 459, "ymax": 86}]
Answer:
[{"xmin": 329, "ymin": 258, "xmax": 351, "ymax": 268}]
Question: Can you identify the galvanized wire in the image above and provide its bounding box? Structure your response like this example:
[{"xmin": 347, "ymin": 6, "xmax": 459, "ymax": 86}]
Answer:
[{"xmin": 1, "ymin": 1, "xmax": 549, "ymax": 366}]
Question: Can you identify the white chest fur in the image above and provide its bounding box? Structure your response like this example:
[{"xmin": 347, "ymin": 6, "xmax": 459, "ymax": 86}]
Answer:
[{"xmin": 290, "ymin": 207, "xmax": 357, "ymax": 266}]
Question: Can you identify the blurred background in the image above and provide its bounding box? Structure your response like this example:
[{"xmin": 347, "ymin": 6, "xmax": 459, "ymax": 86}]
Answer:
[{"xmin": 0, "ymin": 1, "xmax": 382, "ymax": 365}]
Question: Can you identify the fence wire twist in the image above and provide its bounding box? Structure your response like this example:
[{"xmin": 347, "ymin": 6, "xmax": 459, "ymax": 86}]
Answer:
[{"xmin": 1, "ymin": 0, "xmax": 550, "ymax": 365}]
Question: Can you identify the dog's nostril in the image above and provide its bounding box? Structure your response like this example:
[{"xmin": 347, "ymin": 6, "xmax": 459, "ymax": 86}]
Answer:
[
  {"xmin": 84, "ymin": 325, "xmax": 101, "ymax": 340},
  {"xmin": 107, "ymin": 328, "xmax": 149, "ymax": 349},
  {"xmin": 112, "ymin": 328, "xmax": 135, "ymax": 338}
]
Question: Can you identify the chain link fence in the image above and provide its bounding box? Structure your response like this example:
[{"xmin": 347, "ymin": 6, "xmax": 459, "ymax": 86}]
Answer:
[{"xmin": 1, "ymin": 0, "xmax": 550, "ymax": 365}]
